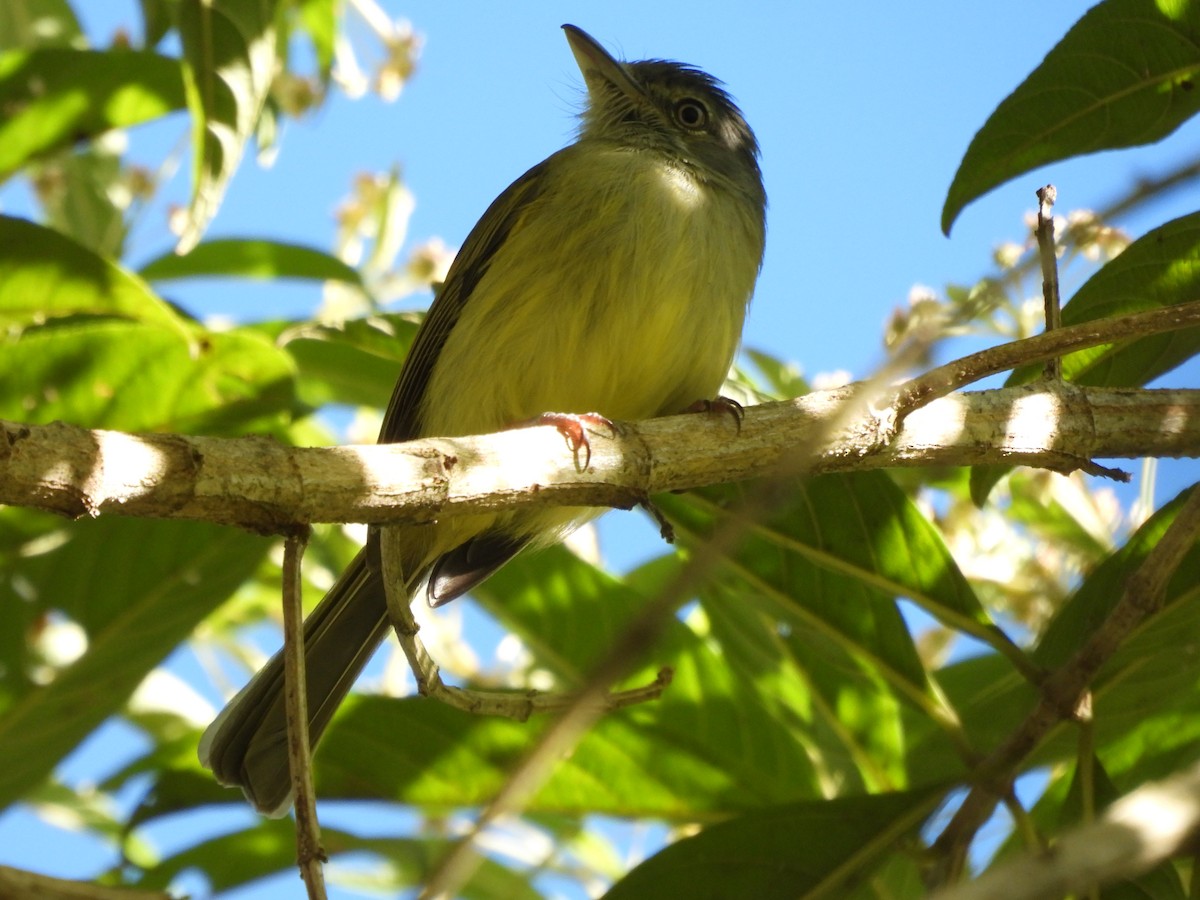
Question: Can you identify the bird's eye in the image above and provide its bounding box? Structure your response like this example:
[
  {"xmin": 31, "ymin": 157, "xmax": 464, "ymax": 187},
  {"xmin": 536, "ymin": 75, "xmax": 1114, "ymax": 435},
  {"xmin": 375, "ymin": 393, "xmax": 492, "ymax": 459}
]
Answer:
[{"xmin": 673, "ymin": 98, "xmax": 708, "ymax": 130}]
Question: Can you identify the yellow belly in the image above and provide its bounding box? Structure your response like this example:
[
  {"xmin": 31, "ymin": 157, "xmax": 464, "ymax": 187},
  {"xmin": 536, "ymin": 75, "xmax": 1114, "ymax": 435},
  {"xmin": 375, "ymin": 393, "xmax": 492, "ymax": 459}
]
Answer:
[{"xmin": 419, "ymin": 143, "xmax": 764, "ymax": 438}]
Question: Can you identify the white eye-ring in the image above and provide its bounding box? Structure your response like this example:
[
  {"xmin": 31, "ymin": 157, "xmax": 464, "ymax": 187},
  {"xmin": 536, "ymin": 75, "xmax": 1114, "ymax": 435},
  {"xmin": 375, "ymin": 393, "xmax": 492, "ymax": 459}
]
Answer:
[{"xmin": 673, "ymin": 98, "xmax": 708, "ymax": 130}]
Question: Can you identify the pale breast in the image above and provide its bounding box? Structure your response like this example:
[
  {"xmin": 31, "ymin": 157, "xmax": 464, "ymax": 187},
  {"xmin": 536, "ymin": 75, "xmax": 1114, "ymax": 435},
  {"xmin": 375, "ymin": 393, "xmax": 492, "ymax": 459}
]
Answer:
[{"xmin": 419, "ymin": 144, "xmax": 763, "ymax": 439}]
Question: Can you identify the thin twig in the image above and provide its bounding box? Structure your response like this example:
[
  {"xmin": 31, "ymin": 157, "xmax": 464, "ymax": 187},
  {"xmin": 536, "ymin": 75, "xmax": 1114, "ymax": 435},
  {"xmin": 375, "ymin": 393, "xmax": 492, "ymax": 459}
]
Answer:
[
  {"xmin": 889, "ymin": 298, "xmax": 1200, "ymax": 420},
  {"xmin": 1035, "ymin": 185, "xmax": 1062, "ymax": 381},
  {"xmin": 281, "ymin": 527, "xmax": 327, "ymax": 900},
  {"xmin": 930, "ymin": 757, "xmax": 1200, "ymax": 900},
  {"xmin": 967, "ymin": 154, "xmax": 1200, "ymax": 314},
  {"xmin": 927, "ymin": 485, "xmax": 1200, "ymax": 889},
  {"xmin": 1098, "ymin": 153, "xmax": 1200, "ymax": 223}
]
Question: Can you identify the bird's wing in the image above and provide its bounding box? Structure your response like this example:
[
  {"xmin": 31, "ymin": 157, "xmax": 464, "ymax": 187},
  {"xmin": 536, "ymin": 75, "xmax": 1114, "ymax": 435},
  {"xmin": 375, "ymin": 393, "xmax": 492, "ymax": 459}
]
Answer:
[{"xmin": 378, "ymin": 156, "xmax": 553, "ymax": 443}]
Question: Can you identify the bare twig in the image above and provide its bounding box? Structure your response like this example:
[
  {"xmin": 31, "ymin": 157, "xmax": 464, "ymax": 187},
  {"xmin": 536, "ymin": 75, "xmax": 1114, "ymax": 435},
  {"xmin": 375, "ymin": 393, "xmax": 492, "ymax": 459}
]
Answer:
[
  {"xmin": 927, "ymin": 485, "xmax": 1200, "ymax": 888},
  {"xmin": 0, "ymin": 866, "xmax": 171, "ymax": 900},
  {"xmin": 1035, "ymin": 185, "xmax": 1063, "ymax": 380},
  {"xmin": 889, "ymin": 298, "xmax": 1200, "ymax": 419},
  {"xmin": 931, "ymin": 757, "xmax": 1200, "ymax": 900},
  {"xmin": 281, "ymin": 528, "xmax": 327, "ymax": 900},
  {"xmin": 1098, "ymin": 153, "xmax": 1200, "ymax": 223}
]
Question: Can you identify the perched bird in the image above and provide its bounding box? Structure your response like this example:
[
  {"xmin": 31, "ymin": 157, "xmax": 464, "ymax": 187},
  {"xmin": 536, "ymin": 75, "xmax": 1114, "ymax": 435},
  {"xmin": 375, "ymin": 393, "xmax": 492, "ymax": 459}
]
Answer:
[{"xmin": 200, "ymin": 23, "xmax": 766, "ymax": 815}]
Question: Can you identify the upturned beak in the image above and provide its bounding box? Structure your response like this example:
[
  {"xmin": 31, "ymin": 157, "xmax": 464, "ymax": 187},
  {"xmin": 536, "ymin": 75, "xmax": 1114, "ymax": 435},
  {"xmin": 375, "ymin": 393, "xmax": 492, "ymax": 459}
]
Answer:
[{"xmin": 562, "ymin": 24, "xmax": 644, "ymax": 104}]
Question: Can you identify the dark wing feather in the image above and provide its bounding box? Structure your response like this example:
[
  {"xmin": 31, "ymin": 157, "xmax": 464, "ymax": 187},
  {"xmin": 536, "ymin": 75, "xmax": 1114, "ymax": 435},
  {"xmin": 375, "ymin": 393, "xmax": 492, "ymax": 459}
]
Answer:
[
  {"xmin": 378, "ymin": 157, "xmax": 553, "ymax": 443},
  {"xmin": 427, "ymin": 533, "xmax": 528, "ymax": 607}
]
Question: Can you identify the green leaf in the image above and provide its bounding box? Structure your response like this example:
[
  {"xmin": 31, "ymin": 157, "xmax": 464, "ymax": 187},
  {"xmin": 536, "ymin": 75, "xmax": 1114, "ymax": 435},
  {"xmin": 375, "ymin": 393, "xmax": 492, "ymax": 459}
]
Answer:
[
  {"xmin": 176, "ymin": 0, "xmax": 280, "ymax": 251},
  {"xmin": 902, "ymin": 653, "xmax": 1037, "ymax": 785},
  {"xmin": 475, "ymin": 546, "xmax": 828, "ymax": 806},
  {"xmin": 243, "ymin": 547, "xmax": 823, "ymax": 820},
  {"xmin": 282, "ymin": 313, "xmax": 418, "ymax": 409},
  {"xmin": 743, "ymin": 347, "xmax": 810, "ymax": 400},
  {"xmin": 0, "ymin": 320, "xmax": 297, "ymax": 433},
  {"xmin": 1035, "ymin": 486, "xmax": 1200, "ymax": 669},
  {"xmin": 700, "ymin": 578, "xmax": 906, "ymax": 794},
  {"xmin": 133, "ymin": 548, "xmax": 822, "ymax": 822},
  {"xmin": 0, "ymin": 48, "xmax": 185, "ymax": 180},
  {"xmin": 603, "ymin": 789, "xmax": 944, "ymax": 900},
  {"xmin": 0, "ymin": 518, "xmax": 271, "ymax": 808},
  {"xmin": 307, "ymin": 688, "xmax": 813, "ymax": 819},
  {"xmin": 138, "ymin": 0, "xmax": 174, "ymax": 49},
  {"xmin": 0, "ymin": 214, "xmax": 191, "ymax": 335},
  {"xmin": 1008, "ymin": 211, "xmax": 1200, "ymax": 388},
  {"xmin": 297, "ymin": 0, "xmax": 337, "ymax": 80},
  {"xmin": 139, "ymin": 237, "xmax": 364, "ymax": 287},
  {"xmin": 658, "ymin": 473, "xmax": 1004, "ymax": 703},
  {"xmin": 943, "ymin": 0, "xmax": 1200, "ymax": 233},
  {"xmin": 0, "ymin": 0, "xmax": 83, "ymax": 51},
  {"xmin": 32, "ymin": 145, "xmax": 128, "ymax": 258},
  {"xmin": 913, "ymin": 487, "xmax": 1200, "ymax": 788}
]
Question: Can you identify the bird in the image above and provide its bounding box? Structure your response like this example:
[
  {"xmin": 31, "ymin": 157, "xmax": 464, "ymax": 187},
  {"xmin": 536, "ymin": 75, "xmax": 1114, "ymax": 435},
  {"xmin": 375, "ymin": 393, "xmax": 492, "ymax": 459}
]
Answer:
[{"xmin": 200, "ymin": 23, "xmax": 766, "ymax": 816}]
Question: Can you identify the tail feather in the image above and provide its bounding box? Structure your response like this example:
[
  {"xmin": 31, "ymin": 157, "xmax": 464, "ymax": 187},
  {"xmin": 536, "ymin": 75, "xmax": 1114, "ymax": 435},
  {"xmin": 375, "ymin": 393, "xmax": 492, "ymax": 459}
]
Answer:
[{"xmin": 198, "ymin": 548, "xmax": 390, "ymax": 816}]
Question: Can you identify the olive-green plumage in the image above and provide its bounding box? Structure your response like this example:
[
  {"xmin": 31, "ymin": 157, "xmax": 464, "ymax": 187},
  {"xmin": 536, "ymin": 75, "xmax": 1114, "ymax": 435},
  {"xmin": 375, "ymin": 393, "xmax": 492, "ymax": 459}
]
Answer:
[{"xmin": 200, "ymin": 24, "xmax": 766, "ymax": 815}]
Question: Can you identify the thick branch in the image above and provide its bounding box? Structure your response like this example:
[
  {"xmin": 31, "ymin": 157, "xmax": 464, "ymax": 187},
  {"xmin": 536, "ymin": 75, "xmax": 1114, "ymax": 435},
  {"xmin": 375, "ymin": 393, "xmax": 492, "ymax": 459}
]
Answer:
[{"xmin": 2, "ymin": 384, "xmax": 1198, "ymax": 531}]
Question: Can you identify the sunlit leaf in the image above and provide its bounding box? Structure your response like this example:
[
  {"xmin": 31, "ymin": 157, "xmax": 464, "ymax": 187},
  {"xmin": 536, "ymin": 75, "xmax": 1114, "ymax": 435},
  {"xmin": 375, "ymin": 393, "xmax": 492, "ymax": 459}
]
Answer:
[
  {"xmin": 297, "ymin": 0, "xmax": 337, "ymax": 80},
  {"xmin": 1036, "ymin": 487, "xmax": 1200, "ymax": 669},
  {"xmin": 0, "ymin": 0, "xmax": 83, "ymax": 51},
  {"xmin": 132, "ymin": 818, "xmax": 540, "ymax": 898},
  {"xmin": 32, "ymin": 145, "xmax": 128, "ymax": 257},
  {"xmin": 487, "ymin": 546, "xmax": 827, "ymax": 803},
  {"xmin": 660, "ymin": 473, "xmax": 1001, "ymax": 697},
  {"xmin": 139, "ymin": 237, "xmax": 364, "ymax": 287},
  {"xmin": 0, "ymin": 518, "xmax": 271, "ymax": 808},
  {"xmin": 604, "ymin": 789, "xmax": 944, "ymax": 900},
  {"xmin": 943, "ymin": 0, "xmax": 1200, "ymax": 232},
  {"xmin": 282, "ymin": 313, "xmax": 418, "ymax": 409},
  {"xmin": 0, "ymin": 214, "xmax": 190, "ymax": 335},
  {"xmin": 0, "ymin": 320, "xmax": 296, "ymax": 434},
  {"xmin": 0, "ymin": 47, "xmax": 185, "ymax": 180},
  {"xmin": 176, "ymin": 0, "xmax": 280, "ymax": 251}
]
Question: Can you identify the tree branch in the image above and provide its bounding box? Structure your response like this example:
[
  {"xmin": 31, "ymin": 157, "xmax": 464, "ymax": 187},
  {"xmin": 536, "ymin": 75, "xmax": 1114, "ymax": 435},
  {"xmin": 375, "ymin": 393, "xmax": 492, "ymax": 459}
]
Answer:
[
  {"xmin": 930, "ymin": 757, "xmax": 1200, "ymax": 900},
  {"xmin": 8, "ymin": 300, "xmax": 1200, "ymax": 532},
  {"xmin": 0, "ymin": 866, "xmax": 171, "ymax": 900},
  {"xmin": 1, "ymin": 384, "xmax": 1196, "ymax": 531},
  {"xmin": 889, "ymin": 298, "xmax": 1200, "ymax": 417}
]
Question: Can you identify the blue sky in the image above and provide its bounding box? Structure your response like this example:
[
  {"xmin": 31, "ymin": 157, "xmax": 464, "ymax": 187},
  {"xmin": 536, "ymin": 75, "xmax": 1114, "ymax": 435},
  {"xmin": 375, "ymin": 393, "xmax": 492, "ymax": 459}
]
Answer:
[{"xmin": 3, "ymin": 2, "xmax": 1200, "ymax": 897}]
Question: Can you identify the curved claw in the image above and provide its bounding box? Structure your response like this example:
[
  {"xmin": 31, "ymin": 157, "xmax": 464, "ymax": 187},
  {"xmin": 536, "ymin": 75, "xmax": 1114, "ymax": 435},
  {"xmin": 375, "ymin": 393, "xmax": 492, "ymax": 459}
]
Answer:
[
  {"xmin": 526, "ymin": 411, "xmax": 615, "ymax": 469},
  {"xmin": 685, "ymin": 396, "xmax": 744, "ymax": 433}
]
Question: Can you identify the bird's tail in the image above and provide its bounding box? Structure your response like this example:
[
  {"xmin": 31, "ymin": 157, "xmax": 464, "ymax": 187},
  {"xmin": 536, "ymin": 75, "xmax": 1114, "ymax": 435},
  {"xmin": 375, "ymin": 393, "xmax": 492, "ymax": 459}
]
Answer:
[{"xmin": 198, "ymin": 548, "xmax": 390, "ymax": 816}]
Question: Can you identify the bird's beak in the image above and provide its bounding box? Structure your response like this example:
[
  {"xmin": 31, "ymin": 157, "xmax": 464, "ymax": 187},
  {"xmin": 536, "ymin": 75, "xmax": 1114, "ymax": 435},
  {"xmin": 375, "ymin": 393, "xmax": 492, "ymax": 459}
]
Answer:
[{"xmin": 562, "ymin": 24, "xmax": 644, "ymax": 104}]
